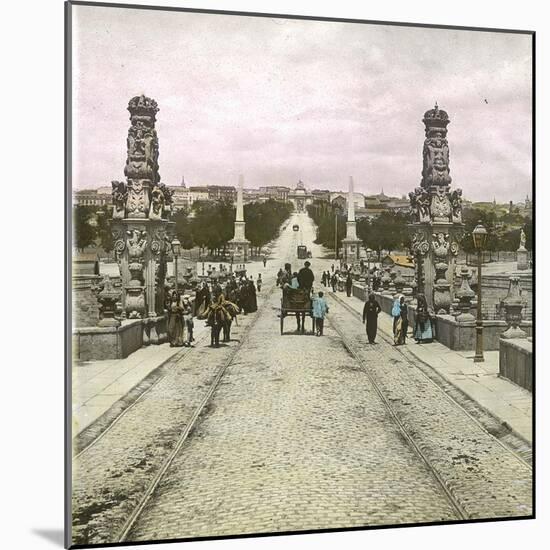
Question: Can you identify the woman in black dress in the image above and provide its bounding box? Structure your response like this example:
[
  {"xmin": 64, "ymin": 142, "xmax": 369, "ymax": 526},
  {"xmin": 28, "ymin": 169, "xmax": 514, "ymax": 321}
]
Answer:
[{"xmin": 363, "ymin": 293, "xmax": 382, "ymax": 344}]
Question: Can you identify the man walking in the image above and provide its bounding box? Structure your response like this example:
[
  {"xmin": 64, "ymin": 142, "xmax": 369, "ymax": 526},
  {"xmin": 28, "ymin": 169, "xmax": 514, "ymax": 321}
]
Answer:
[
  {"xmin": 363, "ymin": 293, "xmax": 382, "ymax": 344},
  {"xmin": 345, "ymin": 272, "xmax": 353, "ymax": 297},
  {"xmin": 312, "ymin": 291, "xmax": 329, "ymax": 336}
]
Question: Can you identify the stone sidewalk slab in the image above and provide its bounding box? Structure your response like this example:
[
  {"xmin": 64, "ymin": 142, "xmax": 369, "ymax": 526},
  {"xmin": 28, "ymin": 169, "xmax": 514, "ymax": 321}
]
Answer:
[
  {"xmin": 72, "ymin": 320, "xmax": 209, "ymax": 437},
  {"xmin": 330, "ymin": 292, "xmax": 532, "ymax": 444}
]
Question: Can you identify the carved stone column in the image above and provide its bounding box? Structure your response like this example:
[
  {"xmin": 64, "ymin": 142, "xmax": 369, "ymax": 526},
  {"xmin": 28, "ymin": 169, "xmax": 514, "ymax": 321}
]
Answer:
[
  {"xmin": 110, "ymin": 95, "xmax": 172, "ymax": 326},
  {"xmin": 407, "ymin": 104, "xmax": 464, "ymax": 312}
]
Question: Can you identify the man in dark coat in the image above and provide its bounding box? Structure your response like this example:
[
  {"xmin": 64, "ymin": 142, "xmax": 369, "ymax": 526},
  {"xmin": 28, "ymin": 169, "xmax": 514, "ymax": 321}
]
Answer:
[
  {"xmin": 363, "ymin": 293, "xmax": 382, "ymax": 344},
  {"xmin": 297, "ymin": 261, "xmax": 314, "ymax": 291},
  {"xmin": 345, "ymin": 273, "xmax": 353, "ymax": 297}
]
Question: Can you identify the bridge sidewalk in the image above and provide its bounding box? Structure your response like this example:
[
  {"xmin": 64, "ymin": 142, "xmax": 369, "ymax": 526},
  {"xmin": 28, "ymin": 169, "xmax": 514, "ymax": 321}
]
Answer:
[{"xmin": 331, "ymin": 291, "xmax": 532, "ymax": 444}]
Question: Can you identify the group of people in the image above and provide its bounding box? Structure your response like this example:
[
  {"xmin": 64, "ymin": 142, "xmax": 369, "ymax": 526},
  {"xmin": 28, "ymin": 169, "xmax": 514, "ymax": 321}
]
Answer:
[
  {"xmin": 166, "ymin": 270, "xmax": 263, "ymax": 348},
  {"xmin": 165, "ymin": 291, "xmax": 195, "ymax": 347},
  {"xmin": 362, "ymin": 292, "xmax": 434, "ymax": 346},
  {"xmin": 278, "ymin": 260, "xmax": 329, "ymax": 335},
  {"xmin": 320, "ymin": 268, "xmax": 354, "ymax": 296}
]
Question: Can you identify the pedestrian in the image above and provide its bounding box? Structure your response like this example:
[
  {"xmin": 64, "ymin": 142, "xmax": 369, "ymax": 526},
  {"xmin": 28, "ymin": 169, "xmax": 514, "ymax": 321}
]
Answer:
[
  {"xmin": 312, "ymin": 291, "xmax": 329, "ymax": 336},
  {"xmin": 330, "ymin": 272, "xmax": 337, "ymax": 293},
  {"xmin": 397, "ymin": 295, "xmax": 408, "ymax": 345},
  {"xmin": 256, "ymin": 274, "xmax": 262, "ymax": 292},
  {"xmin": 392, "ymin": 296, "xmax": 401, "ymax": 344},
  {"xmin": 248, "ymin": 278, "xmax": 258, "ymax": 312},
  {"xmin": 363, "ymin": 293, "xmax": 381, "ymax": 344},
  {"xmin": 331, "ymin": 263, "xmax": 335, "ymax": 273},
  {"xmin": 239, "ymin": 280, "xmax": 249, "ymax": 315},
  {"xmin": 345, "ymin": 272, "xmax": 353, "ymax": 297},
  {"xmin": 181, "ymin": 295, "xmax": 194, "ymax": 346},
  {"xmin": 167, "ymin": 291, "xmax": 185, "ymax": 347},
  {"xmin": 263, "ymin": 256, "xmax": 267, "ymax": 267},
  {"xmin": 414, "ymin": 294, "xmax": 434, "ymax": 343}
]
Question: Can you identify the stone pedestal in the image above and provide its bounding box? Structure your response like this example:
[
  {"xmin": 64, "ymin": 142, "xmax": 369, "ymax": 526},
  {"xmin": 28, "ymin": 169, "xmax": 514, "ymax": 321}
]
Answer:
[
  {"xmin": 501, "ymin": 276, "xmax": 527, "ymax": 339},
  {"xmin": 516, "ymin": 247, "xmax": 528, "ymax": 270},
  {"xmin": 342, "ymin": 236, "xmax": 361, "ymax": 264}
]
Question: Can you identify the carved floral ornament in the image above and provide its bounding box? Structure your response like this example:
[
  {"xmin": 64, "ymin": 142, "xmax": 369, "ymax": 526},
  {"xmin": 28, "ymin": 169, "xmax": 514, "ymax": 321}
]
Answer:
[{"xmin": 411, "ymin": 232, "xmax": 430, "ymax": 256}]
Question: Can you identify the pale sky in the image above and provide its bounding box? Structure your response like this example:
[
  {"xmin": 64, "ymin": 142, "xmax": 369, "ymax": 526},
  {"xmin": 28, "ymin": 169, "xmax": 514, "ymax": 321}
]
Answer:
[{"xmin": 72, "ymin": 5, "xmax": 533, "ymax": 202}]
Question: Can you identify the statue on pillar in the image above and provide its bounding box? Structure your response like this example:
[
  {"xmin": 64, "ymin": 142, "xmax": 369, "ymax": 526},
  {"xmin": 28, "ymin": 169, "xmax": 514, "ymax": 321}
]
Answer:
[{"xmin": 111, "ymin": 181, "xmax": 127, "ymax": 219}]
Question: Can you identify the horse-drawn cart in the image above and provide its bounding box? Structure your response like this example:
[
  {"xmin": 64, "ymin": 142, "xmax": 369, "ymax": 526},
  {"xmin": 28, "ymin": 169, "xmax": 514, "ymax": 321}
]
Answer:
[{"xmin": 280, "ymin": 287, "xmax": 313, "ymax": 334}]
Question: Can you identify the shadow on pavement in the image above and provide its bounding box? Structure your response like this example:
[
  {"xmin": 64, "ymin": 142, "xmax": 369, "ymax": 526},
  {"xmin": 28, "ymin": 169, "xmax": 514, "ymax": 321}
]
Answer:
[{"xmin": 32, "ymin": 528, "xmax": 64, "ymax": 547}]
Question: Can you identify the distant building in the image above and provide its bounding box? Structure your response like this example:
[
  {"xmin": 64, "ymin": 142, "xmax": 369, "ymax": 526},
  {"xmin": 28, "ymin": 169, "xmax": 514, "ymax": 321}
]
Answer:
[
  {"xmin": 188, "ymin": 186, "xmax": 210, "ymax": 203},
  {"xmin": 73, "ymin": 188, "xmax": 111, "ymax": 207},
  {"xmin": 330, "ymin": 191, "xmax": 365, "ymax": 210},
  {"xmin": 311, "ymin": 189, "xmax": 331, "ymax": 202},
  {"xmin": 207, "ymin": 185, "xmax": 236, "ymax": 202},
  {"xmin": 258, "ymin": 186, "xmax": 290, "ymax": 202},
  {"xmin": 288, "ymin": 180, "xmax": 314, "ymax": 212}
]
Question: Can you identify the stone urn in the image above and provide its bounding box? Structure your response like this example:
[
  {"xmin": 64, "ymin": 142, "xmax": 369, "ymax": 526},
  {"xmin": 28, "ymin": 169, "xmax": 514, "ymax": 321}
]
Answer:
[
  {"xmin": 454, "ymin": 266, "xmax": 475, "ymax": 322},
  {"xmin": 97, "ymin": 276, "xmax": 121, "ymax": 327},
  {"xmin": 501, "ymin": 276, "xmax": 527, "ymax": 339},
  {"xmin": 394, "ymin": 269, "xmax": 406, "ymax": 294}
]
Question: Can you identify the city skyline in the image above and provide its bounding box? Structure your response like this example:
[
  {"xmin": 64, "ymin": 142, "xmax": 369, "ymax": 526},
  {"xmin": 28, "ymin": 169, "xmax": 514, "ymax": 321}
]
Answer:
[{"xmin": 72, "ymin": 6, "xmax": 532, "ymax": 202}]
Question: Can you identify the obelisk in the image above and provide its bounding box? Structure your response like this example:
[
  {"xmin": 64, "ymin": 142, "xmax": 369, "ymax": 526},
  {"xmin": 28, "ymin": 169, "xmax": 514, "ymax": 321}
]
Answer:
[
  {"xmin": 229, "ymin": 174, "xmax": 250, "ymax": 262},
  {"xmin": 342, "ymin": 176, "xmax": 361, "ymax": 263}
]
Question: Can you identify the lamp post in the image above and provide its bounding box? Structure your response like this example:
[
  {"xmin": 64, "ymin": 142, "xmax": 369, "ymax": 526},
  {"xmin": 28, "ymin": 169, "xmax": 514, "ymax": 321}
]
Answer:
[
  {"xmin": 334, "ymin": 210, "xmax": 338, "ymax": 261},
  {"xmin": 171, "ymin": 237, "xmax": 181, "ymax": 294},
  {"xmin": 472, "ymin": 222, "xmax": 488, "ymax": 363},
  {"xmin": 366, "ymin": 248, "xmax": 373, "ymax": 292}
]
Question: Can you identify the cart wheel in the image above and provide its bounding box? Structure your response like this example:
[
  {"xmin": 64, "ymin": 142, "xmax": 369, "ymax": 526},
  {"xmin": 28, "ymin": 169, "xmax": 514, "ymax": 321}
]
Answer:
[{"xmin": 280, "ymin": 313, "xmax": 284, "ymax": 335}]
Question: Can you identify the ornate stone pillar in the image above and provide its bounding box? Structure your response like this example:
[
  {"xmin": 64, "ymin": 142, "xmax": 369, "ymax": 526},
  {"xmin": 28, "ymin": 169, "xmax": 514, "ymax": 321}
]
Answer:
[
  {"xmin": 110, "ymin": 95, "xmax": 172, "ymax": 328},
  {"xmin": 407, "ymin": 104, "xmax": 464, "ymax": 313}
]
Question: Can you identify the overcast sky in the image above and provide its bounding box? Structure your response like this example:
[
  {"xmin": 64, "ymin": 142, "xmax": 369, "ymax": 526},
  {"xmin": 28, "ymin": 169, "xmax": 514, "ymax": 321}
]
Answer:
[{"xmin": 72, "ymin": 5, "xmax": 532, "ymax": 202}]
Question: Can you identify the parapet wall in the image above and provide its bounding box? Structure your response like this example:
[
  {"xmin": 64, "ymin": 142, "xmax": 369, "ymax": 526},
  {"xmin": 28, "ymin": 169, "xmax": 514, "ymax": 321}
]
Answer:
[{"xmin": 499, "ymin": 338, "xmax": 533, "ymax": 392}]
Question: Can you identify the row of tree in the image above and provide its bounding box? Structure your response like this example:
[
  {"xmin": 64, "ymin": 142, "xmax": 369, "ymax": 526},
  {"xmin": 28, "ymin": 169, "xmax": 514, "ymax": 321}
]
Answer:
[
  {"xmin": 306, "ymin": 199, "xmax": 533, "ymax": 256},
  {"xmin": 307, "ymin": 201, "xmax": 411, "ymax": 255},
  {"xmin": 73, "ymin": 199, "xmax": 294, "ymax": 256},
  {"xmin": 172, "ymin": 199, "xmax": 293, "ymax": 256}
]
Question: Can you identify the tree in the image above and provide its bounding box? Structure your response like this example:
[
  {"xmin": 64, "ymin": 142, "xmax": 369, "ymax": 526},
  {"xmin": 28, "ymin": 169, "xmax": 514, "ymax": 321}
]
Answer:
[
  {"xmin": 95, "ymin": 206, "xmax": 114, "ymax": 254},
  {"xmin": 73, "ymin": 206, "xmax": 97, "ymax": 251}
]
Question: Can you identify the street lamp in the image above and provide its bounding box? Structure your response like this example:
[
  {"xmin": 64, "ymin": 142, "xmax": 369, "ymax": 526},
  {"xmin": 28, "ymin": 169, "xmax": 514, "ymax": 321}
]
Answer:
[
  {"xmin": 472, "ymin": 221, "xmax": 488, "ymax": 363},
  {"xmin": 334, "ymin": 210, "xmax": 338, "ymax": 261},
  {"xmin": 172, "ymin": 237, "xmax": 181, "ymax": 293},
  {"xmin": 366, "ymin": 248, "xmax": 373, "ymax": 292}
]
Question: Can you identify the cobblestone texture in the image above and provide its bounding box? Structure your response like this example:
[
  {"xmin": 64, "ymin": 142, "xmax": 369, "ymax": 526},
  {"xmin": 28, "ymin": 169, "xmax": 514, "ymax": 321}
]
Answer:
[
  {"xmin": 71, "ymin": 213, "xmax": 532, "ymax": 546},
  {"xmin": 327, "ymin": 297, "xmax": 532, "ymax": 520},
  {"xmin": 127, "ymin": 286, "xmax": 459, "ymax": 542},
  {"xmin": 71, "ymin": 286, "xmax": 272, "ymax": 545}
]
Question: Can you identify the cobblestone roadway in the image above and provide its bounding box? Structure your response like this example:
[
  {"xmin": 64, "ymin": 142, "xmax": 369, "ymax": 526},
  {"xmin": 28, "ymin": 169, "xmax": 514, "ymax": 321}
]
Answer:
[
  {"xmin": 72, "ymin": 213, "xmax": 531, "ymax": 546},
  {"xmin": 127, "ymin": 281, "xmax": 459, "ymax": 541}
]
